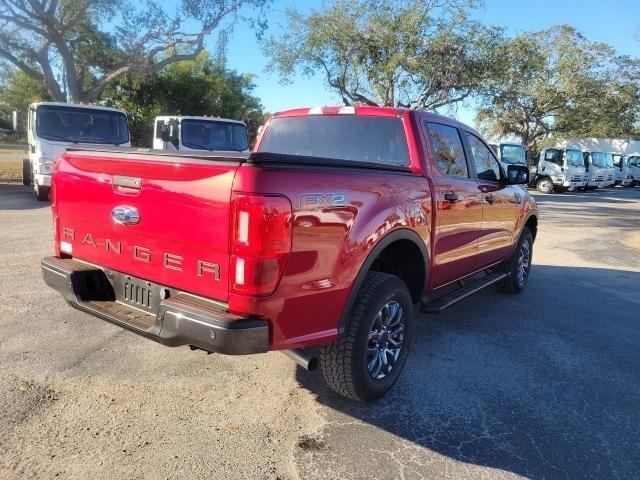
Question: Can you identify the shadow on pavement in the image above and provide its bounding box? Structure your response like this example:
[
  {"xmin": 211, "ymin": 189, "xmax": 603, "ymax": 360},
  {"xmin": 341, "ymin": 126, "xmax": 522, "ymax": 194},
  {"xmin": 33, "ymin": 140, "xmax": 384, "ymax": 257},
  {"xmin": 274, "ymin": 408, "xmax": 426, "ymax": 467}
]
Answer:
[
  {"xmin": 295, "ymin": 265, "xmax": 640, "ymax": 479},
  {"xmin": 0, "ymin": 183, "xmax": 49, "ymax": 210}
]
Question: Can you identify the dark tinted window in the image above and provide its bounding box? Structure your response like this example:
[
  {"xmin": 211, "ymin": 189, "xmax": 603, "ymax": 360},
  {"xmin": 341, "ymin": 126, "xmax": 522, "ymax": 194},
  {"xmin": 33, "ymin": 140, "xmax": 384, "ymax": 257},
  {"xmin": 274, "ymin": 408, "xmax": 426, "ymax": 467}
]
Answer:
[
  {"xmin": 426, "ymin": 123, "xmax": 468, "ymax": 177},
  {"xmin": 155, "ymin": 120, "xmax": 165, "ymax": 139},
  {"xmin": 544, "ymin": 149, "xmax": 563, "ymax": 166},
  {"xmin": 181, "ymin": 119, "xmax": 248, "ymax": 152},
  {"xmin": 35, "ymin": 105, "xmax": 129, "ymax": 144},
  {"xmin": 467, "ymin": 133, "xmax": 501, "ymax": 182},
  {"xmin": 258, "ymin": 116, "xmax": 409, "ymax": 165}
]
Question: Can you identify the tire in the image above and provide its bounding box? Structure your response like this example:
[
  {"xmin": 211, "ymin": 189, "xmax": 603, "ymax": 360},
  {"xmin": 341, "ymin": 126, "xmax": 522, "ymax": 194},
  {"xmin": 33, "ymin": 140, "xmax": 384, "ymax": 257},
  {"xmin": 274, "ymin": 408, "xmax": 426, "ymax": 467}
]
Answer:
[
  {"xmin": 22, "ymin": 159, "xmax": 31, "ymax": 186},
  {"xmin": 35, "ymin": 184, "xmax": 50, "ymax": 202},
  {"xmin": 536, "ymin": 177, "xmax": 554, "ymax": 194},
  {"xmin": 497, "ymin": 227, "xmax": 533, "ymax": 294},
  {"xmin": 320, "ymin": 272, "xmax": 414, "ymax": 402}
]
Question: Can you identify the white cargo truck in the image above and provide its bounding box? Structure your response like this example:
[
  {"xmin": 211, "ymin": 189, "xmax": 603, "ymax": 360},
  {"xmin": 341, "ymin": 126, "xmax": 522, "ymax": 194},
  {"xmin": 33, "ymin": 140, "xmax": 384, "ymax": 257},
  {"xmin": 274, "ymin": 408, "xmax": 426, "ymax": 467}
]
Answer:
[
  {"xmin": 531, "ymin": 147, "xmax": 586, "ymax": 193},
  {"xmin": 24, "ymin": 102, "xmax": 130, "ymax": 201},
  {"xmin": 153, "ymin": 115, "xmax": 249, "ymax": 153},
  {"xmin": 583, "ymin": 151, "xmax": 609, "ymax": 190},
  {"xmin": 627, "ymin": 154, "xmax": 640, "ymax": 186},
  {"xmin": 489, "ymin": 142, "xmax": 527, "ymax": 167}
]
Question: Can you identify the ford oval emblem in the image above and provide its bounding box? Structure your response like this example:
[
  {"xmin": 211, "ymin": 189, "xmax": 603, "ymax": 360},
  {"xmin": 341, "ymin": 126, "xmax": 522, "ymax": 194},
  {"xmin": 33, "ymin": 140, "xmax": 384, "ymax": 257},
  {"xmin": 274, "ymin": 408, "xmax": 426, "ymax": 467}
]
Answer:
[{"xmin": 111, "ymin": 205, "xmax": 140, "ymax": 225}]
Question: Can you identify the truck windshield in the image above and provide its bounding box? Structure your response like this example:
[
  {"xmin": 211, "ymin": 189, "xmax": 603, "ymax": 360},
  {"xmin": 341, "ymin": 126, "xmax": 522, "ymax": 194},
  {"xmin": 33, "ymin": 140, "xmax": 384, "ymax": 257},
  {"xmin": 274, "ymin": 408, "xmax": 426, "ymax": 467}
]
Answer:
[
  {"xmin": 566, "ymin": 149, "xmax": 584, "ymax": 167},
  {"xmin": 35, "ymin": 105, "xmax": 129, "ymax": 144},
  {"xmin": 603, "ymin": 153, "xmax": 613, "ymax": 167},
  {"xmin": 500, "ymin": 145, "xmax": 526, "ymax": 165},
  {"xmin": 181, "ymin": 119, "xmax": 249, "ymax": 152},
  {"xmin": 591, "ymin": 152, "xmax": 606, "ymax": 168},
  {"xmin": 258, "ymin": 115, "xmax": 409, "ymax": 166}
]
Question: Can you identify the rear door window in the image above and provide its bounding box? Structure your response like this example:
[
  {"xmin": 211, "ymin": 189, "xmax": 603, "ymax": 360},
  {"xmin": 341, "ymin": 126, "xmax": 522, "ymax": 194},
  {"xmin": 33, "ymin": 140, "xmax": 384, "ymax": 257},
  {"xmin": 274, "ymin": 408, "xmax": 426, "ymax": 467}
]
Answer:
[
  {"xmin": 425, "ymin": 122, "xmax": 469, "ymax": 178},
  {"xmin": 466, "ymin": 133, "xmax": 502, "ymax": 182}
]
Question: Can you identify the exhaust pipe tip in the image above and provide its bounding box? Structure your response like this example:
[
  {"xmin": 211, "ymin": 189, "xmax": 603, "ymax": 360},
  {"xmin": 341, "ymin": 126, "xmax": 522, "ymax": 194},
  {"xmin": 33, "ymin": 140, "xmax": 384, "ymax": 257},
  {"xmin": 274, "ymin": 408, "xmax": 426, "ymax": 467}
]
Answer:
[{"xmin": 283, "ymin": 348, "xmax": 318, "ymax": 371}]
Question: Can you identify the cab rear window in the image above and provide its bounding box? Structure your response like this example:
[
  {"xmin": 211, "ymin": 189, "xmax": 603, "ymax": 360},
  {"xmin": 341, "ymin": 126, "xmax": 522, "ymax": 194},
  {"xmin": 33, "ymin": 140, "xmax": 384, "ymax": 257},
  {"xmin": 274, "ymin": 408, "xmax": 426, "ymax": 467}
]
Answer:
[{"xmin": 258, "ymin": 116, "xmax": 409, "ymax": 166}]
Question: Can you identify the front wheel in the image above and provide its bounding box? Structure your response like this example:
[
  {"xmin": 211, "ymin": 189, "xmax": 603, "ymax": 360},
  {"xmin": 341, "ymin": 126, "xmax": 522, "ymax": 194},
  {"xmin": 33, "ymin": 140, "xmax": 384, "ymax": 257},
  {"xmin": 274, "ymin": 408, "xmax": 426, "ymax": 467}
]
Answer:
[
  {"xmin": 320, "ymin": 272, "xmax": 414, "ymax": 402},
  {"xmin": 536, "ymin": 178, "xmax": 554, "ymax": 194},
  {"xmin": 35, "ymin": 184, "xmax": 50, "ymax": 202},
  {"xmin": 497, "ymin": 227, "xmax": 533, "ymax": 294},
  {"xmin": 22, "ymin": 159, "xmax": 31, "ymax": 186}
]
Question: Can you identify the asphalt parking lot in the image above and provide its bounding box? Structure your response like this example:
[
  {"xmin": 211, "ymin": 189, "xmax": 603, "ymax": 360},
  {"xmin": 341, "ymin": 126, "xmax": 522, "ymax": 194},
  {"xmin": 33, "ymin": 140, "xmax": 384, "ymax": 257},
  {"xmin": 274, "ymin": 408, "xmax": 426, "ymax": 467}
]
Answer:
[{"xmin": 1, "ymin": 183, "xmax": 639, "ymax": 480}]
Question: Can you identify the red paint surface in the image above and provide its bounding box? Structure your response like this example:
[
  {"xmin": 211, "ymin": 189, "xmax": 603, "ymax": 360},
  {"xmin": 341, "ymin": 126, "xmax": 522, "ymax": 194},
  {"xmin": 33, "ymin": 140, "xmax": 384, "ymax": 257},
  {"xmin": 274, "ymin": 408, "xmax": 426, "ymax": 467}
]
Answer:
[{"xmin": 51, "ymin": 107, "xmax": 537, "ymax": 351}]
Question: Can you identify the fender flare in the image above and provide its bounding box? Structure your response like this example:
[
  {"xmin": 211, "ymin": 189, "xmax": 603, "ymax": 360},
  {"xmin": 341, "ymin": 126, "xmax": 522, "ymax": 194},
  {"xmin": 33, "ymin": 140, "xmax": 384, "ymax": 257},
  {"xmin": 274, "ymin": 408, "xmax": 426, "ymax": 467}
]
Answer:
[{"xmin": 337, "ymin": 228, "xmax": 429, "ymax": 335}]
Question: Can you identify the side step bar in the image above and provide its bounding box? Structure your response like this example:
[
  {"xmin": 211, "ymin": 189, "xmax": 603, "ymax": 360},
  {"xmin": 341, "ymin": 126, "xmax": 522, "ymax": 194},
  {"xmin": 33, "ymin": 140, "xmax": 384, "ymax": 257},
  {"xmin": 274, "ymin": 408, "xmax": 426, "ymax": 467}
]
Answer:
[{"xmin": 420, "ymin": 272, "xmax": 509, "ymax": 314}]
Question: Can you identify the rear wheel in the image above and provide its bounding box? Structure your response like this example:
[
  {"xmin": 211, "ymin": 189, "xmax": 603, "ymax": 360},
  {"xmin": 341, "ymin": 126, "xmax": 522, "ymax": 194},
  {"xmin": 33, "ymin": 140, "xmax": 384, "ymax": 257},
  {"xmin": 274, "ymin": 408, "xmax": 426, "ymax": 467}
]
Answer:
[
  {"xmin": 536, "ymin": 178, "xmax": 554, "ymax": 194},
  {"xmin": 498, "ymin": 227, "xmax": 533, "ymax": 294},
  {"xmin": 320, "ymin": 272, "xmax": 414, "ymax": 402},
  {"xmin": 35, "ymin": 184, "xmax": 50, "ymax": 202},
  {"xmin": 22, "ymin": 159, "xmax": 31, "ymax": 186}
]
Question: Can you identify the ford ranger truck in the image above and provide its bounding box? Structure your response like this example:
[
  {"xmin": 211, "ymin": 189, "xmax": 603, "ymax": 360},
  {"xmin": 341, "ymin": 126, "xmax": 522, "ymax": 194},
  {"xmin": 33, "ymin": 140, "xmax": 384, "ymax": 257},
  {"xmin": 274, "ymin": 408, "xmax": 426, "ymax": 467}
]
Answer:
[{"xmin": 41, "ymin": 106, "xmax": 537, "ymax": 402}]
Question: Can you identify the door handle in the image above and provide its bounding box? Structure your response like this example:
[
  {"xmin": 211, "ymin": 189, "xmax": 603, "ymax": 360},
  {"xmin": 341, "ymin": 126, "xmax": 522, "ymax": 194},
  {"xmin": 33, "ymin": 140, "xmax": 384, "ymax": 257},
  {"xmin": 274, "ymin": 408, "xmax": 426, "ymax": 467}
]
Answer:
[
  {"xmin": 444, "ymin": 191, "xmax": 459, "ymax": 203},
  {"xmin": 484, "ymin": 194, "xmax": 494, "ymax": 204}
]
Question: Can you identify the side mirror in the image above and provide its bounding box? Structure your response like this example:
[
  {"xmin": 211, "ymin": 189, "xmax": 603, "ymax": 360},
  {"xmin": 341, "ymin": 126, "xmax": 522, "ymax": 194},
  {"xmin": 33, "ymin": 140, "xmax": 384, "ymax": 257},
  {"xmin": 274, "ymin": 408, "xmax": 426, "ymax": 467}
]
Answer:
[{"xmin": 507, "ymin": 164, "xmax": 529, "ymax": 185}]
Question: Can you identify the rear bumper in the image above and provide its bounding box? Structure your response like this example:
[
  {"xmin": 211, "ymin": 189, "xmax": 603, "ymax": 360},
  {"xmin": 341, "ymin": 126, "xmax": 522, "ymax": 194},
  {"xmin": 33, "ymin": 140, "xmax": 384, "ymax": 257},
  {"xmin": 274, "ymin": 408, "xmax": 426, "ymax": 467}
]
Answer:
[{"xmin": 41, "ymin": 256, "xmax": 269, "ymax": 355}]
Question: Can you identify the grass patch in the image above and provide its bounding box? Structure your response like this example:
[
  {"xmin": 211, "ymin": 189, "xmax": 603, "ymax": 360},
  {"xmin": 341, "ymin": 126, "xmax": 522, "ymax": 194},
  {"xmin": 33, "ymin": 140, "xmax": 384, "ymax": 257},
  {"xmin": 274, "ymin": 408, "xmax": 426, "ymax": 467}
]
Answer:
[{"xmin": 0, "ymin": 160, "xmax": 22, "ymax": 182}]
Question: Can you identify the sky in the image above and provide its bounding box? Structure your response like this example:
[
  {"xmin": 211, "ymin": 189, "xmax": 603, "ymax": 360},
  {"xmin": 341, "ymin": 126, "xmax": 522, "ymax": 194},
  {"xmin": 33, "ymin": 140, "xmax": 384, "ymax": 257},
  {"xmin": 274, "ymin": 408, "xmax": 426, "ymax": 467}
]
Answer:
[{"xmin": 183, "ymin": 0, "xmax": 640, "ymax": 127}]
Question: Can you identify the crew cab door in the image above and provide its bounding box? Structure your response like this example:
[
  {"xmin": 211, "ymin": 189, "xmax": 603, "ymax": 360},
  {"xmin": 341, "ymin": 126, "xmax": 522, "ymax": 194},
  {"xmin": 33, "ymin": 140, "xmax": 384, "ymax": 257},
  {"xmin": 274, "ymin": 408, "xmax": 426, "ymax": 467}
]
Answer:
[
  {"xmin": 463, "ymin": 132, "xmax": 518, "ymax": 267},
  {"xmin": 423, "ymin": 121, "xmax": 483, "ymax": 288}
]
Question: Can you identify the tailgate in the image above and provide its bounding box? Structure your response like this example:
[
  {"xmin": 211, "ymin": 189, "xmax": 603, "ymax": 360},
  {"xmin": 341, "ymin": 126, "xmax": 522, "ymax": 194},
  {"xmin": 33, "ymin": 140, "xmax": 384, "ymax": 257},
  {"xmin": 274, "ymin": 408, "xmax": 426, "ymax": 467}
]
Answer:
[{"xmin": 54, "ymin": 150, "xmax": 242, "ymax": 302}]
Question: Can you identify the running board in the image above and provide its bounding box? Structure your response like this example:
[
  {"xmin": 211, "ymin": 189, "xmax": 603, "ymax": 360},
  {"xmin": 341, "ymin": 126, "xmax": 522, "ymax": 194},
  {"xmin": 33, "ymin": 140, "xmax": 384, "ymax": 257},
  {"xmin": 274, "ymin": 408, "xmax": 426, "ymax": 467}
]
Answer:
[{"xmin": 419, "ymin": 272, "xmax": 509, "ymax": 314}]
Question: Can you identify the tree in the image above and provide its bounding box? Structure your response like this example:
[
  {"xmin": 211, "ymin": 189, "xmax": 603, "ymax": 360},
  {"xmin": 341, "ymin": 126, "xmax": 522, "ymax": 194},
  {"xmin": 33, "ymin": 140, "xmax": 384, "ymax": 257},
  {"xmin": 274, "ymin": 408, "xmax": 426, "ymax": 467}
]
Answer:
[
  {"xmin": 0, "ymin": 67, "xmax": 50, "ymax": 137},
  {"xmin": 102, "ymin": 53, "xmax": 265, "ymax": 146},
  {"xmin": 264, "ymin": 0, "xmax": 502, "ymax": 109},
  {"xmin": 0, "ymin": 0, "xmax": 269, "ymax": 103},
  {"xmin": 476, "ymin": 25, "xmax": 640, "ymax": 151}
]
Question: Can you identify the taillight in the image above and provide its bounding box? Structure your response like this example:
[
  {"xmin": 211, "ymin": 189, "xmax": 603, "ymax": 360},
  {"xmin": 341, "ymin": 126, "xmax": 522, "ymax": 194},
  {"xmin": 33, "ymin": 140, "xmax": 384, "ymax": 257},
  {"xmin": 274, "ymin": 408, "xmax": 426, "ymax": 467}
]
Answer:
[{"xmin": 230, "ymin": 192, "xmax": 292, "ymax": 296}]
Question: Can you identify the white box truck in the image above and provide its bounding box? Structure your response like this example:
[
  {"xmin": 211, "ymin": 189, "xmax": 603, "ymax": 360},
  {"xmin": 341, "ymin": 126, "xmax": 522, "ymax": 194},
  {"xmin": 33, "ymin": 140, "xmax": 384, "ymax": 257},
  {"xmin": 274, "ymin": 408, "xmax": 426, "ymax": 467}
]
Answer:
[
  {"xmin": 153, "ymin": 115, "xmax": 249, "ymax": 153},
  {"xmin": 23, "ymin": 102, "xmax": 130, "ymax": 201}
]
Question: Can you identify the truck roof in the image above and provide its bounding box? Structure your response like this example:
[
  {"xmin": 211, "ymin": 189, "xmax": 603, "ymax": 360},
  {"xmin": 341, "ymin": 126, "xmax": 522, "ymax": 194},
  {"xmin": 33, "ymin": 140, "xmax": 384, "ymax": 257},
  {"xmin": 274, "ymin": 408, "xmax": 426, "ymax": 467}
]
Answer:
[
  {"xmin": 155, "ymin": 115, "xmax": 246, "ymax": 125},
  {"xmin": 273, "ymin": 106, "xmax": 482, "ymax": 136},
  {"xmin": 29, "ymin": 102, "xmax": 126, "ymax": 114}
]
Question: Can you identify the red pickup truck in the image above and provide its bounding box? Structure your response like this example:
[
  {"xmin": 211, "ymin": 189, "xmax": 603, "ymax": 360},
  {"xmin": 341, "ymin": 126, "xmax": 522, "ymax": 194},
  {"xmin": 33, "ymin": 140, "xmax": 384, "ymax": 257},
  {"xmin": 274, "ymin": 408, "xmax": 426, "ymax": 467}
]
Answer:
[{"xmin": 42, "ymin": 106, "xmax": 537, "ymax": 402}]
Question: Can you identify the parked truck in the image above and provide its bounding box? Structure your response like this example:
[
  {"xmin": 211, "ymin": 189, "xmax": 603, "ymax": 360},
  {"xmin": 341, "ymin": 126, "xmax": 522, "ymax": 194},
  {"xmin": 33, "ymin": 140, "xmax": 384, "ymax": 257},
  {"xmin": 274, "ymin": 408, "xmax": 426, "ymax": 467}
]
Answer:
[
  {"xmin": 628, "ymin": 154, "xmax": 640, "ymax": 185},
  {"xmin": 531, "ymin": 147, "xmax": 586, "ymax": 193},
  {"xmin": 489, "ymin": 142, "xmax": 527, "ymax": 168},
  {"xmin": 603, "ymin": 152, "xmax": 615, "ymax": 187},
  {"xmin": 23, "ymin": 102, "xmax": 130, "ymax": 201},
  {"xmin": 153, "ymin": 115, "xmax": 249, "ymax": 153},
  {"xmin": 613, "ymin": 154, "xmax": 634, "ymax": 186},
  {"xmin": 41, "ymin": 106, "xmax": 536, "ymax": 402},
  {"xmin": 583, "ymin": 151, "xmax": 608, "ymax": 190}
]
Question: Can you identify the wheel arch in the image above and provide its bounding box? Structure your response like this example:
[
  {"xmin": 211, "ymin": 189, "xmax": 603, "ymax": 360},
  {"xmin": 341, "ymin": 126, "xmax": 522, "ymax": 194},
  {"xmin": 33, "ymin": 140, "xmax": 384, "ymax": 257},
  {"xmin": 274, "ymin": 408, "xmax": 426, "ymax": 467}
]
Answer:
[{"xmin": 338, "ymin": 228, "xmax": 429, "ymax": 335}]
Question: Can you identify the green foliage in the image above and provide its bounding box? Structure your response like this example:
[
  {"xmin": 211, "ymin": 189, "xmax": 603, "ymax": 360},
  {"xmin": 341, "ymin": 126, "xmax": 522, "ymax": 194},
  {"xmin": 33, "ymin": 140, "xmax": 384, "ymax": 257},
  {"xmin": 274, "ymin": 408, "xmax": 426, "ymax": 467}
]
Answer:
[
  {"xmin": 0, "ymin": 0, "xmax": 269, "ymax": 102},
  {"xmin": 0, "ymin": 68, "xmax": 51, "ymax": 139},
  {"xmin": 476, "ymin": 25, "xmax": 640, "ymax": 150},
  {"xmin": 264, "ymin": 0, "xmax": 502, "ymax": 109},
  {"xmin": 102, "ymin": 53, "xmax": 265, "ymax": 146}
]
